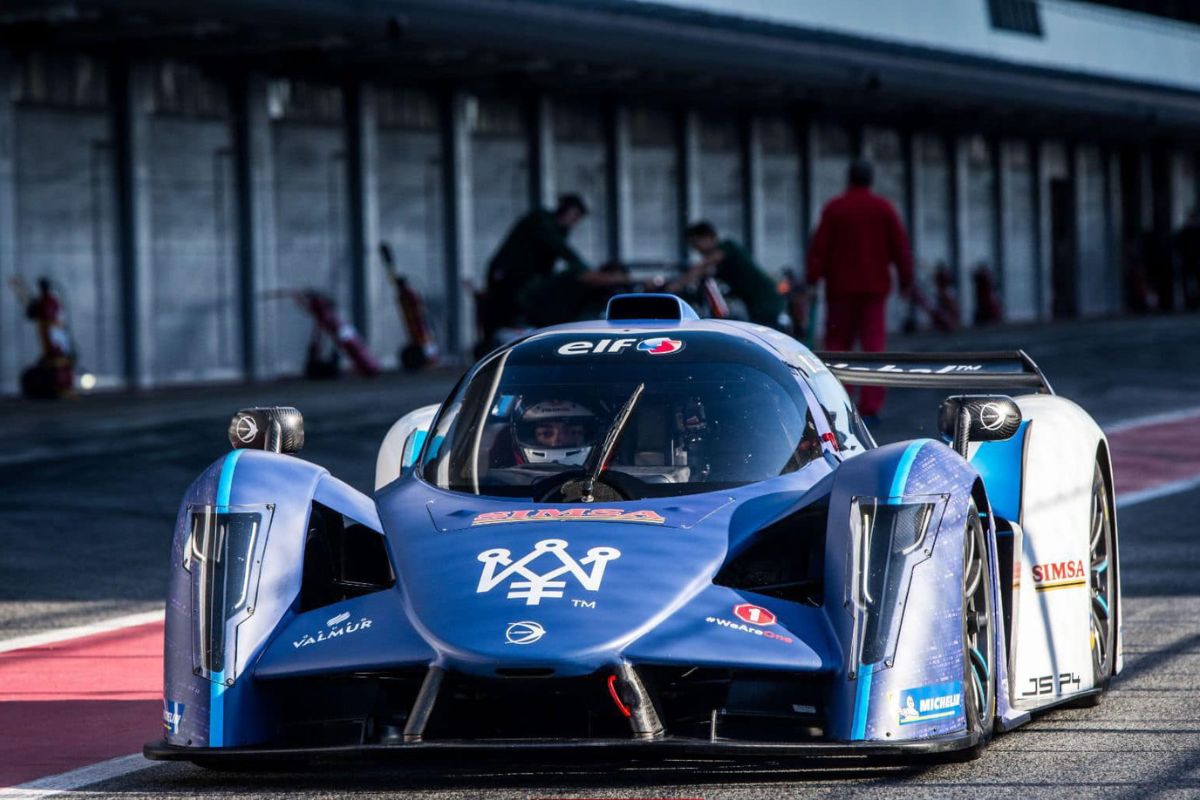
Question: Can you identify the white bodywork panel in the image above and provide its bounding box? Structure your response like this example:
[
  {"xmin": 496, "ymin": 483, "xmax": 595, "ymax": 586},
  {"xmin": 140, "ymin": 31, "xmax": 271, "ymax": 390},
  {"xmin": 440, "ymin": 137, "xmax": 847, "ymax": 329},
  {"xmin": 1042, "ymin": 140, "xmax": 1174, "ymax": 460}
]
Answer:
[
  {"xmin": 1009, "ymin": 394, "xmax": 1116, "ymax": 709},
  {"xmin": 375, "ymin": 404, "xmax": 440, "ymax": 491}
]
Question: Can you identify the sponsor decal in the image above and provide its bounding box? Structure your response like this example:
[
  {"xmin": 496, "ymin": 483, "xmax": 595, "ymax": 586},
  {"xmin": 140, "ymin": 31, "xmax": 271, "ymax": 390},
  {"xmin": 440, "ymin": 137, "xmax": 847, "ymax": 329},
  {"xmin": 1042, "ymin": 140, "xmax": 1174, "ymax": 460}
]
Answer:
[
  {"xmin": 828, "ymin": 361, "xmax": 982, "ymax": 375},
  {"xmin": 898, "ymin": 680, "xmax": 963, "ymax": 724},
  {"xmin": 704, "ymin": 616, "xmax": 793, "ymax": 644},
  {"xmin": 1031, "ymin": 559, "xmax": 1087, "ymax": 592},
  {"xmin": 505, "ymin": 621, "xmax": 546, "ymax": 645},
  {"xmin": 292, "ymin": 611, "xmax": 373, "ymax": 648},
  {"xmin": 733, "ymin": 603, "xmax": 776, "ymax": 626},
  {"xmin": 233, "ymin": 414, "xmax": 258, "ymax": 444},
  {"xmin": 477, "ymin": 538, "xmax": 621, "ymax": 606},
  {"xmin": 162, "ymin": 699, "xmax": 185, "ymax": 734},
  {"xmin": 636, "ymin": 337, "xmax": 684, "ymax": 355},
  {"xmin": 471, "ymin": 508, "xmax": 666, "ymax": 525},
  {"xmin": 1021, "ymin": 671, "xmax": 1081, "ymax": 697},
  {"xmin": 556, "ymin": 338, "xmax": 685, "ymax": 356}
]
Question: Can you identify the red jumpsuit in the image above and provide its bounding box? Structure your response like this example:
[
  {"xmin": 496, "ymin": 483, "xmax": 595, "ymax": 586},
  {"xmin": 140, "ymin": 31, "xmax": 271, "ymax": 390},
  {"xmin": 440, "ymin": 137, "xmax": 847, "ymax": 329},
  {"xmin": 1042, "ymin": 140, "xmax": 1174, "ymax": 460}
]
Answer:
[{"xmin": 806, "ymin": 187, "xmax": 913, "ymax": 417}]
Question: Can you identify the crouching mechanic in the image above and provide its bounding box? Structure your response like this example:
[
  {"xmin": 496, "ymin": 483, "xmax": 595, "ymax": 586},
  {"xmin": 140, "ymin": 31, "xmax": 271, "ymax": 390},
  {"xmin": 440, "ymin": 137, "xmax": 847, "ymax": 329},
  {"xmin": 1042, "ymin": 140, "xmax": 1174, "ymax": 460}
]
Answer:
[
  {"xmin": 484, "ymin": 194, "xmax": 630, "ymax": 340},
  {"xmin": 671, "ymin": 221, "xmax": 783, "ymax": 328}
]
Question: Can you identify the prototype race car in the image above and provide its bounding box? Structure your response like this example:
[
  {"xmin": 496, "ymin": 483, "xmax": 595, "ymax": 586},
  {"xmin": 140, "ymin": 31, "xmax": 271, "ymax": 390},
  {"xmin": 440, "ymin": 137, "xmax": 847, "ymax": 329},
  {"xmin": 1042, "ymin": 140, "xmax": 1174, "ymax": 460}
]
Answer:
[{"xmin": 145, "ymin": 293, "xmax": 1121, "ymax": 765}]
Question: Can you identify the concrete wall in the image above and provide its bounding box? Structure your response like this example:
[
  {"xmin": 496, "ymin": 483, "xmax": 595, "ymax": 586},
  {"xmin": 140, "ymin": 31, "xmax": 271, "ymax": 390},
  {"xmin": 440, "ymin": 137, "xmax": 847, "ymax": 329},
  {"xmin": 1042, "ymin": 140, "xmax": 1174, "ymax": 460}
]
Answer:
[
  {"xmin": 147, "ymin": 115, "xmax": 239, "ymax": 383},
  {"xmin": 375, "ymin": 118, "xmax": 445, "ymax": 366},
  {"xmin": 270, "ymin": 121, "xmax": 350, "ymax": 377},
  {"xmin": 695, "ymin": 113, "xmax": 744, "ymax": 244},
  {"xmin": 757, "ymin": 116, "xmax": 802, "ymax": 274},
  {"xmin": 627, "ymin": 106, "xmax": 679, "ymax": 264},
  {"xmin": 913, "ymin": 133, "xmax": 952, "ymax": 289},
  {"xmin": 3, "ymin": 47, "xmax": 1198, "ymax": 395},
  {"xmin": 553, "ymin": 102, "xmax": 609, "ymax": 267},
  {"xmin": 12, "ymin": 108, "xmax": 122, "ymax": 389},
  {"xmin": 470, "ymin": 96, "xmax": 529, "ymax": 283},
  {"xmin": 1000, "ymin": 139, "xmax": 1039, "ymax": 322}
]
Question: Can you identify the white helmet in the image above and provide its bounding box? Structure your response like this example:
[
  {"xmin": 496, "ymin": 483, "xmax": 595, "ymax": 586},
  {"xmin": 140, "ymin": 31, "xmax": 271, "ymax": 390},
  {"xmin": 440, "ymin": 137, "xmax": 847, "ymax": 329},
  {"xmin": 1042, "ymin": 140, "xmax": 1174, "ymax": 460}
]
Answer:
[{"xmin": 512, "ymin": 399, "xmax": 600, "ymax": 466}]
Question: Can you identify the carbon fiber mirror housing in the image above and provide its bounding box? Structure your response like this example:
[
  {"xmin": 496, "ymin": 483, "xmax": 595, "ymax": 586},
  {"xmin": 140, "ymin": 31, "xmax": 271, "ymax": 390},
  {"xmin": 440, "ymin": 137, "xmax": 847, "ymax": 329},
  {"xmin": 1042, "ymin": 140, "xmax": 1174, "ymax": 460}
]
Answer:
[
  {"xmin": 938, "ymin": 395, "xmax": 1022, "ymax": 457},
  {"xmin": 228, "ymin": 407, "xmax": 305, "ymax": 454}
]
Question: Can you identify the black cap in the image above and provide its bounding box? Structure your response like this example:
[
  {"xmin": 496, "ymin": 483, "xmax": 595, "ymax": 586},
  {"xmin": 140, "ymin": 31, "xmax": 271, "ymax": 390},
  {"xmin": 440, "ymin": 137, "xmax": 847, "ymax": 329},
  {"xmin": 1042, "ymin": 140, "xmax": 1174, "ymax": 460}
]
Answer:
[
  {"xmin": 556, "ymin": 193, "xmax": 588, "ymax": 216},
  {"xmin": 848, "ymin": 158, "xmax": 874, "ymax": 187}
]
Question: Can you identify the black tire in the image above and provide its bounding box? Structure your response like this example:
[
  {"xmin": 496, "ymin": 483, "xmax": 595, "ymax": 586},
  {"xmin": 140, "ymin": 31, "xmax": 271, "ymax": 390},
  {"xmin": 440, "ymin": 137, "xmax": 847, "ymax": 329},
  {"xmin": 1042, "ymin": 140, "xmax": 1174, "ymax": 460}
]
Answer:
[
  {"xmin": 1072, "ymin": 461, "xmax": 1116, "ymax": 708},
  {"xmin": 955, "ymin": 499, "xmax": 996, "ymax": 761}
]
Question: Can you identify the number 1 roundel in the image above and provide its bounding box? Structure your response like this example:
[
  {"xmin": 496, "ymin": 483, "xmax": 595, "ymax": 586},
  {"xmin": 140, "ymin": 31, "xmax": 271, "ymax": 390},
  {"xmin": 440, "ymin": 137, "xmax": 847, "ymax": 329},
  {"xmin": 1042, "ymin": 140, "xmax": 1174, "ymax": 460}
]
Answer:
[{"xmin": 733, "ymin": 603, "xmax": 776, "ymax": 626}]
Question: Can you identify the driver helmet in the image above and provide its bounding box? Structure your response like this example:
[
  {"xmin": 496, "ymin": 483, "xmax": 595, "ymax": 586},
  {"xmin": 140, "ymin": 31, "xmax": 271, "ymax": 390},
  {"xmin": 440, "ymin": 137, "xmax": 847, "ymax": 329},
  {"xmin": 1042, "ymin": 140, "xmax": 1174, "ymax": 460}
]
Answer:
[{"xmin": 512, "ymin": 398, "xmax": 600, "ymax": 466}]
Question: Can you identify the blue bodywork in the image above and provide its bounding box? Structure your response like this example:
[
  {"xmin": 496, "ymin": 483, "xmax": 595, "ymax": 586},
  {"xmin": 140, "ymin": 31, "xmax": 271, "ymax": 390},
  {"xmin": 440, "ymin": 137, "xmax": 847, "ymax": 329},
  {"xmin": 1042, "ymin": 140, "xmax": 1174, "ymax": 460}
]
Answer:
[{"xmin": 158, "ymin": 314, "xmax": 1015, "ymax": 756}]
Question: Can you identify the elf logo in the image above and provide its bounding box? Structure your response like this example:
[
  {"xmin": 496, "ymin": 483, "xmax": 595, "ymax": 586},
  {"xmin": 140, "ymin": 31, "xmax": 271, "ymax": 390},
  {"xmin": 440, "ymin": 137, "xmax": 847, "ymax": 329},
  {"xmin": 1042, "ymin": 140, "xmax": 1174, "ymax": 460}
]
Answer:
[
  {"xmin": 637, "ymin": 337, "xmax": 684, "ymax": 355},
  {"xmin": 556, "ymin": 338, "xmax": 685, "ymax": 356},
  {"xmin": 1032, "ymin": 559, "xmax": 1087, "ymax": 592}
]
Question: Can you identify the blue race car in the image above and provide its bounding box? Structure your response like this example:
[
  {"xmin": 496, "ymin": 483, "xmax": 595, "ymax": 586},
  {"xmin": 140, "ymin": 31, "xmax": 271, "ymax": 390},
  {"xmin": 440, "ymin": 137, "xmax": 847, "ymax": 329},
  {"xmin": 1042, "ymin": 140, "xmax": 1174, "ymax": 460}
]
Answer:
[{"xmin": 145, "ymin": 294, "xmax": 1121, "ymax": 765}]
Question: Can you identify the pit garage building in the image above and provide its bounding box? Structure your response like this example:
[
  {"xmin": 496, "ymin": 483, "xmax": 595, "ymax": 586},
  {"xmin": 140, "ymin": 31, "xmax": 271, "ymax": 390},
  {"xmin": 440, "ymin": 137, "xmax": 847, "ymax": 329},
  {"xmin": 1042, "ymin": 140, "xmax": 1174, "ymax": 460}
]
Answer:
[{"xmin": 2, "ymin": 0, "xmax": 1200, "ymax": 393}]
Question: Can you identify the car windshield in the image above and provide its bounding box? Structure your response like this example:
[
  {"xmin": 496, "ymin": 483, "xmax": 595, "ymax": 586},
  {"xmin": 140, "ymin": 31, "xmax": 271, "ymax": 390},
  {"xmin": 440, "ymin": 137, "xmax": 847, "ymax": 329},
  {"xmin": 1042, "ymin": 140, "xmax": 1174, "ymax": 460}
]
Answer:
[{"xmin": 420, "ymin": 331, "xmax": 824, "ymax": 499}]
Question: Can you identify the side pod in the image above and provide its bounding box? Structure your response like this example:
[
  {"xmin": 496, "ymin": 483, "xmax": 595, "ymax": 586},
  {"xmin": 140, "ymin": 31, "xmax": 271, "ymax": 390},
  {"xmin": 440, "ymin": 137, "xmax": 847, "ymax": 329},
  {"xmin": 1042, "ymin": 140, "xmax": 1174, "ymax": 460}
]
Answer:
[
  {"xmin": 821, "ymin": 439, "xmax": 1009, "ymax": 743},
  {"xmin": 161, "ymin": 450, "xmax": 383, "ymax": 749}
]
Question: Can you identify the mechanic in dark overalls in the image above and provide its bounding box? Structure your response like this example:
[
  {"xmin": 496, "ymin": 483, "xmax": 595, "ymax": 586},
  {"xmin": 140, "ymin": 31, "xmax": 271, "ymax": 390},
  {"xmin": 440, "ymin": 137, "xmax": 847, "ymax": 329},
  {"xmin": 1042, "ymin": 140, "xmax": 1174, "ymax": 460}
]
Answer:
[
  {"xmin": 673, "ymin": 221, "xmax": 784, "ymax": 328},
  {"xmin": 483, "ymin": 194, "xmax": 628, "ymax": 341}
]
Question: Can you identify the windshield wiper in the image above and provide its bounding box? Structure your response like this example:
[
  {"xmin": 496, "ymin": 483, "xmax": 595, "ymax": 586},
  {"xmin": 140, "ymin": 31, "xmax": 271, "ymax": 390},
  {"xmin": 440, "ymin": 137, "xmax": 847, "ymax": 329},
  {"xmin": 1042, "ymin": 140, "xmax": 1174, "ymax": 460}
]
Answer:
[{"xmin": 579, "ymin": 382, "xmax": 644, "ymax": 502}]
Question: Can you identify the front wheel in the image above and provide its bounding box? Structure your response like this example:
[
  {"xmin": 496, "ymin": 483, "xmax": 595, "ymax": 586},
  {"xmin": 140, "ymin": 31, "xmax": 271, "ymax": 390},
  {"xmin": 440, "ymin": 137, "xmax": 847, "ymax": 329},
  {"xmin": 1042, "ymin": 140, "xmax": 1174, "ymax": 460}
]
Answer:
[
  {"xmin": 956, "ymin": 499, "xmax": 996, "ymax": 760},
  {"xmin": 1073, "ymin": 462, "xmax": 1116, "ymax": 708}
]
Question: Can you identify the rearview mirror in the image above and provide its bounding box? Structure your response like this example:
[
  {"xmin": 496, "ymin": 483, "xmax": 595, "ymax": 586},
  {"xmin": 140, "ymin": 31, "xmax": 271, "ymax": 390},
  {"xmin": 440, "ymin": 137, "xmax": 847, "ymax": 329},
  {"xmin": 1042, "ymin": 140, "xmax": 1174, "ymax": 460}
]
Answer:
[
  {"xmin": 938, "ymin": 395, "xmax": 1021, "ymax": 457},
  {"xmin": 229, "ymin": 407, "xmax": 305, "ymax": 454}
]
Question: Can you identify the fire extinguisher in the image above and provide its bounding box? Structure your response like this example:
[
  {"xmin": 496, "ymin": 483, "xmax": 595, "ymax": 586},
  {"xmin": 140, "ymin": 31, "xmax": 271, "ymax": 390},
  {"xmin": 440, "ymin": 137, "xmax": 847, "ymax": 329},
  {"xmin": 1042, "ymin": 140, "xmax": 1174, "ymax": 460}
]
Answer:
[{"xmin": 380, "ymin": 242, "xmax": 439, "ymax": 371}]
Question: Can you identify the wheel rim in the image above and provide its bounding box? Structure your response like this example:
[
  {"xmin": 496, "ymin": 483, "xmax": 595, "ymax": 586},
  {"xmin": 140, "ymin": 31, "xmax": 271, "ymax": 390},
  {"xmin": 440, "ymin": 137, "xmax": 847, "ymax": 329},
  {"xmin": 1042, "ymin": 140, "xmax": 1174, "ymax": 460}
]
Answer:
[
  {"xmin": 963, "ymin": 504, "xmax": 992, "ymax": 726},
  {"xmin": 1090, "ymin": 466, "xmax": 1115, "ymax": 680}
]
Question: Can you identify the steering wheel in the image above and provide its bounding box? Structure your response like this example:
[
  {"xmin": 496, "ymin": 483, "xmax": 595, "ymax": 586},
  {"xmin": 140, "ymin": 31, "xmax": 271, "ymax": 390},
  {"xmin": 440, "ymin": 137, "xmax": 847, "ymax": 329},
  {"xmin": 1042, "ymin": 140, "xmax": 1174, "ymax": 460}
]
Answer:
[{"xmin": 533, "ymin": 469, "xmax": 650, "ymax": 503}]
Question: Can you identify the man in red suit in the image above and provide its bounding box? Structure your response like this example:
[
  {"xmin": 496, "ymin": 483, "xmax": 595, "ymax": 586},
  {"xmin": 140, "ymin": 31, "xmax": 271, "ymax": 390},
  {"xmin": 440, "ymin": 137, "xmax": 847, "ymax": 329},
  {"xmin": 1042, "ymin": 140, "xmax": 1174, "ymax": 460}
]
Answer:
[{"xmin": 806, "ymin": 159, "xmax": 914, "ymax": 422}]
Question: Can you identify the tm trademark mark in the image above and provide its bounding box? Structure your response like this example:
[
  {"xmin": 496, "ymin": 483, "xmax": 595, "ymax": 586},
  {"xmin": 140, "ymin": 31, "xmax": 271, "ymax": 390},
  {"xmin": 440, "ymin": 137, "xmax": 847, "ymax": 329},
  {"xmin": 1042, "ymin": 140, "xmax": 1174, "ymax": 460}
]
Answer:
[{"xmin": 572, "ymin": 599, "xmax": 596, "ymax": 609}]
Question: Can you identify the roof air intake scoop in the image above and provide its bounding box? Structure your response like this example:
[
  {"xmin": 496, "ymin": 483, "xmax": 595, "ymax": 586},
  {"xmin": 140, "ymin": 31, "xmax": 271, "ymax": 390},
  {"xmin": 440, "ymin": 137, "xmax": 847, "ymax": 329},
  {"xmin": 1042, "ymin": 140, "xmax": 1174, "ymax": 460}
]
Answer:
[{"xmin": 605, "ymin": 293, "xmax": 699, "ymax": 322}]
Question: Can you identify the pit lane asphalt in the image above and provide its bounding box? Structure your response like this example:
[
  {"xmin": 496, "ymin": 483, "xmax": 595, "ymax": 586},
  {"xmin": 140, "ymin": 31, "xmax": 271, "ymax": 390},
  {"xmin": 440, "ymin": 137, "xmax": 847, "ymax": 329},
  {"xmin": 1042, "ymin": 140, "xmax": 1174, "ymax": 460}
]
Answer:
[{"xmin": 4, "ymin": 313, "xmax": 1200, "ymax": 798}]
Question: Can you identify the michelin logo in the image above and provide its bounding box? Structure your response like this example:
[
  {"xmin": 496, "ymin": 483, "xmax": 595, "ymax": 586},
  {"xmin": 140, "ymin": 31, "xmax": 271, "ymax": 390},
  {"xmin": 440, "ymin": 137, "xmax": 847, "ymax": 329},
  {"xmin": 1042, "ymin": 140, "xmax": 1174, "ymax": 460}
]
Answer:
[
  {"xmin": 163, "ymin": 699, "xmax": 185, "ymax": 734},
  {"xmin": 898, "ymin": 680, "xmax": 963, "ymax": 725}
]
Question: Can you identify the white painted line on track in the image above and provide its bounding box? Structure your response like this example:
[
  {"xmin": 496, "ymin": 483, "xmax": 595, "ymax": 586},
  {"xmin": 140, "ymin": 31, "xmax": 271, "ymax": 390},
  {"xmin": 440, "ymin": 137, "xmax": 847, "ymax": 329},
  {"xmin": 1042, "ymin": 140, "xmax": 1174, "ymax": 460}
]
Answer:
[
  {"xmin": 1102, "ymin": 406, "xmax": 1200, "ymax": 434},
  {"xmin": 1116, "ymin": 474, "xmax": 1200, "ymax": 509},
  {"xmin": 0, "ymin": 610, "xmax": 164, "ymax": 654},
  {"xmin": 0, "ymin": 754, "xmax": 159, "ymax": 799}
]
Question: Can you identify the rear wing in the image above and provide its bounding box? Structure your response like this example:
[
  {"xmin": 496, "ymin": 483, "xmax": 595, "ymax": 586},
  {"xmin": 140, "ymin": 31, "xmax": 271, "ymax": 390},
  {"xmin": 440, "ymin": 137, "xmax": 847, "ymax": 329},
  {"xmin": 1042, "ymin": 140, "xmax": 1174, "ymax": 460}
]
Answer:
[{"xmin": 814, "ymin": 350, "xmax": 1053, "ymax": 395}]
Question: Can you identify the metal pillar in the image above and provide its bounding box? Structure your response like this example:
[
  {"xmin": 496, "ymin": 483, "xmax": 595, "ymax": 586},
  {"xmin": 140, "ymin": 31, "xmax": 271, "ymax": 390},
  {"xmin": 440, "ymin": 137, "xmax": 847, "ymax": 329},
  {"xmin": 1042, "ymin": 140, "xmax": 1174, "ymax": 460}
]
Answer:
[
  {"xmin": 991, "ymin": 136, "xmax": 1005, "ymax": 312},
  {"xmin": 529, "ymin": 95, "xmax": 555, "ymax": 210},
  {"xmin": 440, "ymin": 91, "xmax": 473, "ymax": 359},
  {"xmin": 902, "ymin": 128, "xmax": 917, "ymax": 265},
  {"xmin": 346, "ymin": 81, "xmax": 380, "ymax": 346},
  {"xmin": 948, "ymin": 133, "xmax": 969, "ymax": 326},
  {"xmin": 1067, "ymin": 140, "xmax": 1082, "ymax": 317},
  {"xmin": 232, "ymin": 74, "xmax": 276, "ymax": 380},
  {"xmin": 678, "ymin": 108, "xmax": 699, "ymax": 261},
  {"xmin": 1104, "ymin": 145, "xmax": 1122, "ymax": 314},
  {"xmin": 1030, "ymin": 139, "xmax": 1045, "ymax": 320},
  {"xmin": 0, "ymin": 51, "xmax": 17, "ymax": 395},
  {"xmin": 604, "ymin": 102, "xmax": 623, "ymax": 262},
  {"xmin": 796, "ymin": 110, "xmax": 811, "ymax": 256},
  {"xmin": 743, "ymin": 115, "xmax": 762, "ymax": 255},
  {"xmin": 111, "ymin": 60, "xmax": 153, "ymax": 388},
  {"xmin": 610, "ymin": 104, "xmax": 633, "ymax": 262}
]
